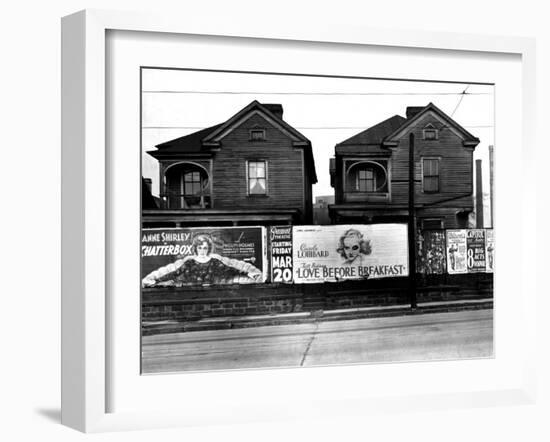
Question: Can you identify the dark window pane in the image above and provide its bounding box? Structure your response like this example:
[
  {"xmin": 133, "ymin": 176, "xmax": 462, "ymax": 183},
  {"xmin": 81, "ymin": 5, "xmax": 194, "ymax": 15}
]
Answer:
[
  {"xmin": 357, "ymin": 167, "xmax": 376, "ymax": 192},
  {"xmin": 424, "ymin": 176, "xmax": 439, "ymax": 192},
  {"xmin": 422, "ymin": 160, "xmax": 430, "ymax": 176},
  {"xmin": 183, "ymin": 171, "xmax": 203, "ymax": 195},
  {"xmin": 422, "ymin": 218, "xmax": 443, "ymax": 229},
  {"xmin": 366, "ymin": 178, "xmax": 375, "ymax": 192},
  {"xmin": 424, "ymin": 129, "xmax": 437, "ymax": 140},
  {"xmin": 426, "ymin": 159, "xmax": 438, "ymax": 175},
  {"xmin": 251, "ymin": 130, "xmax": 265, "ymax": 140}
]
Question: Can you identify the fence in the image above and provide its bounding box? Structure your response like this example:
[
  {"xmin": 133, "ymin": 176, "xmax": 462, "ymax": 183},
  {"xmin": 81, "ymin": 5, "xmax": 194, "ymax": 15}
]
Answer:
[{"xmin": 417, "ymin": 228, "xmax": 494, "ymax": 275}]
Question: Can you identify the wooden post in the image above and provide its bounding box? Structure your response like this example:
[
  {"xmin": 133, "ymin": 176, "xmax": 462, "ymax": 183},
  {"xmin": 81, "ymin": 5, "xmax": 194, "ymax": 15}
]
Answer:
[{"xmin": 408, "ymin": 133, "xmax": 417, "ymax": 309}]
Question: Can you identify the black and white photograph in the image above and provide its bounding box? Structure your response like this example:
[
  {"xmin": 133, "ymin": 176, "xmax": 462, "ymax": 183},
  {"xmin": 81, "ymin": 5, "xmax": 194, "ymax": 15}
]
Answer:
[
  {"xmin": 140, "ymin": 68, "xmax": 494, "ymax": 374},
  {"xmin": 5, "ymin": 0, "xmax": 548, "ymax": 438}
]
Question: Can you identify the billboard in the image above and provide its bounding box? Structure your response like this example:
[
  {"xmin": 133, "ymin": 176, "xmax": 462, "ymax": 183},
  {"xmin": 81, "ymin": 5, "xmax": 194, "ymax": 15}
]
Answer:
[
  {"xmin": 141, "ymin": 227, "xmax": 267, "ymax": 287},
  {"xmin": 466, "ymin": 229, "xmax": 487, "ymax": 273},
  {"xmin": 292, "ymin": 224, "xmax": 408, "ymax": 283}
]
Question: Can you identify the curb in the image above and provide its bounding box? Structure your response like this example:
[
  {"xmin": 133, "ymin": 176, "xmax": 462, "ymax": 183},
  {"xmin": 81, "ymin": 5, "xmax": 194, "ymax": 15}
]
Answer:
[{"xmin": 142, "ymin": 298, "xmax": 493, "ymax": 336}]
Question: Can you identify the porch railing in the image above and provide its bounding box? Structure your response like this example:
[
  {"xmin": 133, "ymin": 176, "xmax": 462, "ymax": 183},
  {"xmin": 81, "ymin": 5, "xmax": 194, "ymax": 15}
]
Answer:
[
  {"xmin": 160, "ymin": 191, "xmax": 212, "ymax": 209},
  {"xmin": 343, "ymin": 191, "xmax": 390, "ymax": 203}
]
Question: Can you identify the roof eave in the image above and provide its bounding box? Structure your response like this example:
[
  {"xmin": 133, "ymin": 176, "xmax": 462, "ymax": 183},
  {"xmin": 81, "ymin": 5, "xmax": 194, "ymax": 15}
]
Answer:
[
  {"xmin": 463, "ymin": 139, "xmax": 480, "ymax": 148},
  {"xmin": 147, "ymin": 150, "xmax": 214, "ymax": 159}
]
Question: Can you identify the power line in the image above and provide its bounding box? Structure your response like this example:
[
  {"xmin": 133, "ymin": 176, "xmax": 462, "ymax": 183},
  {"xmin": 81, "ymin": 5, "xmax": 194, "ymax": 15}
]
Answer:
[
  {"xmin": 450, "ymin": 86, "xmax": 471, "ymax": 117},
  {"xmin": 142, "ymin": 90, "xmax": 491, "ymax": 96},
  {"xmin": 142, "ymin": 125, "xmax": 493, "ymax": 130}
]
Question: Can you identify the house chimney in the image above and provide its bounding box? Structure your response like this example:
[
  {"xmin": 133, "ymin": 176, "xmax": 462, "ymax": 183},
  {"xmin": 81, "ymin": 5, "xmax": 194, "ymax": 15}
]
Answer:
[
  {"xmin": 489, "ymin": 145, "xmax": 494, "ymax": 228},
  {"xmin": 475, "ymin": 159, "xmax": 484, "ymax": 228},
  {"xmin": 263, "ymin": 103, "xmax": 284, "ymax": 120},
  {"xmin": 406, "ymin": 106, "xmax": 424, "ymax": 119},
  {"xmin": 144, "ymin": 178, "xmax": 152, "ymax": 192}
]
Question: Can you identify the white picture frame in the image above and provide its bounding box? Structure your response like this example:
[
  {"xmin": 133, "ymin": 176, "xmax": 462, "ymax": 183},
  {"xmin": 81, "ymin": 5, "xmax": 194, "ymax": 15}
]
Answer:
[{"xmin": 61, "ymin": 9, "xmax": 537, "ymax": 433}]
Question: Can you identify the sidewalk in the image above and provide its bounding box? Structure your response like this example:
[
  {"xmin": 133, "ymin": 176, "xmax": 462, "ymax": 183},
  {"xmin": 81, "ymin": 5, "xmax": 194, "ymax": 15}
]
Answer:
[{"xmin": 142, "ymin": 297, "xmax": 493, "ymax": 335}]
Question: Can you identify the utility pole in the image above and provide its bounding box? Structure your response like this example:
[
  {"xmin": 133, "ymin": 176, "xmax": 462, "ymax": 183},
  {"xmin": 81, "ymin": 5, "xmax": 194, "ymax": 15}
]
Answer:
[
  {"xmin": 408, "ymin": 133, "xmax": 417, "ymax": 309},
  {"xmin": 475, "ymin": 159, "xmax": 484, "ymax": 228},
  {"xmin": 489, "ymin": 145, "xmax": 494, "ymax": 228}
]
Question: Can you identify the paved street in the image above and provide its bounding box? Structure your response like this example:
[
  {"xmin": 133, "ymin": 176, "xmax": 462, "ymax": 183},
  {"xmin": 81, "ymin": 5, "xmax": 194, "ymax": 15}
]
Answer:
[{"xmin": 141, "ymin": 309, "xmax": 493, "ymax": 374}]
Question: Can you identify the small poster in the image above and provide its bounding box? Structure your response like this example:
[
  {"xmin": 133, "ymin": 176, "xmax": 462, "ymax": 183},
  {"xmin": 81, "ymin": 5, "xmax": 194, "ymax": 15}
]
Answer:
[
  {"xmin": 446, "ymin": 230, "xmax": 468, "ymax": 274},
  {"xmin": 417, "ymin": 230, "xmax": 447, "ymax": 274},
  {"xmin": 466, "ymin": 229, "xmax": 486, "ymax": 273},
  {"xmin": 485, "ymin": 229, "xmax": 494, "ymax": 273},
  {"xmin": 270, "ymin": 226, "xmax": 294, "ymax": 283}
]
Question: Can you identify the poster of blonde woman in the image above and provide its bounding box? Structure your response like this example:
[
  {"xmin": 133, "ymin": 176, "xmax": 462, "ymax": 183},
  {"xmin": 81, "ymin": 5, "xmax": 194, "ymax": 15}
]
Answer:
[{"xmin": 292, "ymin": 224, "xmax": 408, "ymax": 283}]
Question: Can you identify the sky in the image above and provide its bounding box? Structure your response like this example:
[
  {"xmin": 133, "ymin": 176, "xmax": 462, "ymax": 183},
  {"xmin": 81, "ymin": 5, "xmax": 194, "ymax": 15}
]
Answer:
[{"xmin": 141, "ymin": 68, "xmax": 494, "ymax": 214}]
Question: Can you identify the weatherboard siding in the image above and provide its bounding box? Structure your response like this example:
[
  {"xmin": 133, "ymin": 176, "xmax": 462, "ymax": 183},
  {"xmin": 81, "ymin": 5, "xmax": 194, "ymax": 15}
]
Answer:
[
  {"xmin": 212, "ymin": 114, "xmax": 306, "ymax": 216},
  {"xmin": 389, "ymin": 118, "xmax": 473, "ymax": 207}
]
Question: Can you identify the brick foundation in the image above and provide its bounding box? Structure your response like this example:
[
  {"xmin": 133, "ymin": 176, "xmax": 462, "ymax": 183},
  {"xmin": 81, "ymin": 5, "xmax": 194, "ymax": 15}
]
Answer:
[{"xmin": 142, "ymin": 274, "xmax": 493, "ymax": 322}]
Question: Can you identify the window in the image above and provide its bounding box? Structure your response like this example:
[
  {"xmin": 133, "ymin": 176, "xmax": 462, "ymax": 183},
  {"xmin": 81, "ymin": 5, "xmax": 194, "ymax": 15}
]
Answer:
[
  {"xmin": 346, "ymin": 161, "xmax": 388, "ymax": 194},
  {"xmin": 421, "ymin": 218, "xmax": 444, "ymax": 230},
  {"xmin": 248, "ymin": 160, "xmax": 267, "ymax": 195},
  {"xmin": 164, "ymin": 163, "xmax": 211, "ymax": 209},
  {"xmin": 423, "ymin": 124, "xmax": 438, "ymax": 140},
  {"xmin": 183, "ymin": 171, "xmax": 202, "ymax": 196},
  {"xmin": 250, "ymin": 129, "xmax": 266, "ymax": 141},
  {"xmin": 357, "ymin": 168, "xmax": 376, "ymax": 192},
  {"xmin": 423, "ymin": 158, "xmax": 440, "ymax": 192}
]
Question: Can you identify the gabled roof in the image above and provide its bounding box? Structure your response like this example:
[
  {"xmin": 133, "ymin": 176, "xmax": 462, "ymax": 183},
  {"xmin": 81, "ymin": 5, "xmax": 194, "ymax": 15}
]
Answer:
[
  {"xmin": 338, "ymin": 115, "xmax": 407, "ymax": 146},
  {"xmin": 334, "ymin": 102, "xmax": 480, "ymax": 155},
  {"xmin": 335, "ymin": 115, "xmax": 406, "ymax": 154},
  {"xmin": 147, "ymin": 100, "xmax": 317, "ymax": 183},
  {"xmin": 201, "ymin": 100, "xmax": 309, "ymax": 147},
  {"xmin": 151, "ymin": 124, "xmax": 223, "ymax": 155},
  {"xmin": 383, "ymin": 102, "xmax": 480, "ymax": 147}
]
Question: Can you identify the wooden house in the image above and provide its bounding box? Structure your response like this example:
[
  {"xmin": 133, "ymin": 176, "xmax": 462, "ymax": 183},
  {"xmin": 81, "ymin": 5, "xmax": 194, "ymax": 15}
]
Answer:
[
  {"xmin": 144, "ymin": 101, "xmax": 317, "ymax": 226},
  {"xmin": 329, "ymin": 103, "xmax": 480, "ymax": 229}
]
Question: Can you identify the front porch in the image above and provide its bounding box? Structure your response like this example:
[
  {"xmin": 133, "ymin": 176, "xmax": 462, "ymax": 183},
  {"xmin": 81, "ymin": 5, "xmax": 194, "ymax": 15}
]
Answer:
[
  {"xmin": 142, "ymin": 208, "xmax": 301, "ymax": 228},
  {"xmin": 328, "ymin": 204, "xmax": 409, "ymax": 224}
]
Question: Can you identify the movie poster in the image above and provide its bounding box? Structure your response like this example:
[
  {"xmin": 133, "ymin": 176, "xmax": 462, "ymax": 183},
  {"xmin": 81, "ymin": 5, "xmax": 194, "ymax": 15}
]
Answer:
[
  {"xmin": 466, "ymin": 229, "xmax": 487, "ymax": 273},
  {"xmin": 141, "ymin": 227, "xmax": 267, "ymax": 286},
  {"xmin": 446, "ymin": 229, "xmax": 468, "ymax": 274},
  {"xmin": 417, "ymin": 230, "xmax": 447, "ymax": 274},
  {"xmin": 485, "ymin": 229, "xmax": 494, "ymax": 273},
  {"xmin": 270, "ymin": 226, "xmax": 293, "ymax": 283},
  {"xmin": 292, "ymin": 224, "xmax": 409, "ymax": 283}
]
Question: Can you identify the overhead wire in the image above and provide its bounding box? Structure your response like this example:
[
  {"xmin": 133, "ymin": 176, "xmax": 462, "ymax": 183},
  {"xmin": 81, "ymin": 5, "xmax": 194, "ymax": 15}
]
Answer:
[
  {"xmin": 450, "ymin": 85, "xmax": 471, "ymax": 117},
  {"xmin": 142, "ymin": 90, "xmax": 490, "ymax": 96},
  {"xmin": 141, "ymin": 84, "xmax": 491, "ymax": 130},
  {"xmin": 142, "ymin": 125, "xmax": 493, "ymax": 130}
]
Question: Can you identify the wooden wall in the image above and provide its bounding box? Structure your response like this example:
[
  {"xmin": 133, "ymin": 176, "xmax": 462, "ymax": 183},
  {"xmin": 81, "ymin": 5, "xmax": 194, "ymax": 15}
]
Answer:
[
  {"xmin": 333, "ymin": 112, "xmax": 475, "ymax": 224},
  {"xmin": 389, "ymin": 113, "xmax": 474, "ymax": 207},
  {"xmin": 212, "ymin": 113, "xmax": 308, "ymax": 220}
]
